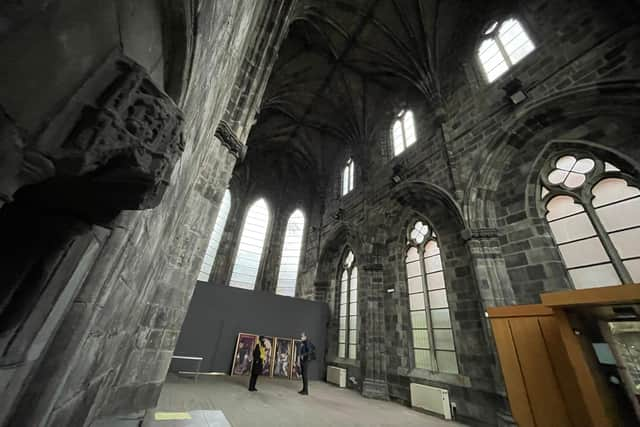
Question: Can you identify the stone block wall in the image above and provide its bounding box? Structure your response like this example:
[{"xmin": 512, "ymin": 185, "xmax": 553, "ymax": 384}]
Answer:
[
  {"xmin": 292, "ymin": 0, "xmax": 640, "ymax": 425},
  {"xmin": 0, "ymin": 1, "xmax": 295, "ymax": 426}
]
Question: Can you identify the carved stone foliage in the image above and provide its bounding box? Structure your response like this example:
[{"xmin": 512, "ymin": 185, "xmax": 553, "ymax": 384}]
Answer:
[
  {"xmin": 53, "ymin": 59, "xmax": 185, "ymax": 212},
  {"xmin": 1, "ymin": 58, "xmax": 185, "ymax": 219}
]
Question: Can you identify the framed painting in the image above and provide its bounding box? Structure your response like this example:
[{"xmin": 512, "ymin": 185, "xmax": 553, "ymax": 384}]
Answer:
[
  {"xmin": 290, "ymin": 339, "xmax": 302, "ymax": 379},
  {"xmin": 273, "ymin": 338, "xmax": 293, "ymax": 378},
  {"xmin": 231, "ymin": 333, "xmax": 257, "ymax": 376},
  {"xmin": 259, "ymin": 336, "xmax": 275, "ymax": 376}
]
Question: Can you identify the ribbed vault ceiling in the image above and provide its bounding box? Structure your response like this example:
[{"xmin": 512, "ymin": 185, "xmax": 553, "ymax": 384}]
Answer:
[{"xmin": 245, "ymin": 0, "xmax": 497, "ymax": 188}]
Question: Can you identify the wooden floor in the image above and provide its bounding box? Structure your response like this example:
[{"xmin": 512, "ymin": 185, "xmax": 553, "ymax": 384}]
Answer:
[{"xmin": 144, "ymin": 373, "xmax": 466, "ymax": 427}]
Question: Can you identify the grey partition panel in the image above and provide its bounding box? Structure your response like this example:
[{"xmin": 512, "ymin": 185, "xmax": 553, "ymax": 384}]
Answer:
[{"xmin": 173, "ymin": 282, "xmax": 329, "ymax": 380}]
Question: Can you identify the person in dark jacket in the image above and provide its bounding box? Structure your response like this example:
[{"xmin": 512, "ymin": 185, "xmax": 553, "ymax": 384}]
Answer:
[
  {"xmin": 298, "ymin": 332, "xmax": 315, "ymax": 395},
  {"xmin": 249, "ymin": 336, "xmax": 266, "ymax": 391}
]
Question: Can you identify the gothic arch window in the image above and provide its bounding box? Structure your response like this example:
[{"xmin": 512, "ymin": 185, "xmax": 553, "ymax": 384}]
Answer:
[
  {"xmin": 342, "ymin": 158, "xmax": 355, "ymax": 196},
  {"xmin": 276, "ymin": 209, "xmax": 305, "ymax": 297},
  {"xmin": 405, "ymin": 221, "xmax": 458, "ymax": 374},
  {"xmin": 392, "ymin": 110, "xmax": 416, "ymax": 156},
  {"xmin": 229, "ymin": 198, "xmax": 270, "ymax": 290},
  {"xmin": 198, "ymin": 190, "xmax": 232, "ymax": 282},
  {"xmin": 478, "ymin": 17, "xmax": 535, "ymax": 83},
  {"xmin": 338, "ymin": 250, "xmax": 358, "ymax": 359},
  {"xmin": 541, "ymin": 154, "xmax": 640, "ymax": 289}
]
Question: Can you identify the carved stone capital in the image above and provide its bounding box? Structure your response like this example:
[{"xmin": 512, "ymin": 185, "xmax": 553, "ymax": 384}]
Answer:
[
  {"xmin": 4, "ymin": 56, "xmax": 186, "ymax": 218},
  {"xmin": 53, "ymin": 59, "xmax": 185, "ymax": 212},
  {"xmin": 215, "ymin": 120, "xmax": 246, "ymax": 160}
]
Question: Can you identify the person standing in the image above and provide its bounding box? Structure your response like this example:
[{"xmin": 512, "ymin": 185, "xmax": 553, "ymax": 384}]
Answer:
[
  {"xmin": 248, "ymin": 336, "xmax": 266, "ymax": 391},
  {"xmin": 298, "ymin": 332, "xmax": 315, "ymax": 395}
]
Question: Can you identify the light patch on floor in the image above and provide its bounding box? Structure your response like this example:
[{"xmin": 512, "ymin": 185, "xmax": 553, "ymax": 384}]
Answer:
[
  {"xmin": 154, "ymin": 412, "xmax": 192, "ymax": 420},
  {"xmin": 145, "ymin": 373, "xmax": 466, "ymax": 427}
]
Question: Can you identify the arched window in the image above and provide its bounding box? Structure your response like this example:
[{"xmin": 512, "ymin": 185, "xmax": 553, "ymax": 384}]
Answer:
[
  {"xmin": 392, "ymin": 110, "xmax": 416, "ymax": 156},
  {"xmin": 276, "ymin": 209, "xmax": 305, "ymax": 297},
  {"xmin": 198, "ymin": 190, "xmax": 232, "ymax": 282},
  {"xmin": 542, "ymin": 155, "xmax": 640, "ymax": 289},
  {"xmin": 338, "ymin": 250, "xmax": 358, "ymax": 359},
  {"xmin": 342, "ymin": 158, "xmax": 355, "ymax": 196},
  {"xmin": 229, "ymin": 198, "xmax": 270, "ymax": 290},
  {"xmin": 405, "ymin": 221, "xmax": 458, "ymax": 374},
  {"xmin": 478, "ymin": 18, "xmax": 535, "ymax": 83}
]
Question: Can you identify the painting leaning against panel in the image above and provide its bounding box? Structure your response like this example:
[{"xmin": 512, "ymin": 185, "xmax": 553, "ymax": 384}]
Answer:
[
  {"xmin": 260, "ymin": 336, "xmax": 275, "ymax": 376},
  {"xmin": 291, "ymin": 339, "xmax": 302, "ymax": 379},
  {"xmin": 232, "ymin": 333, "xmax": 257, "ymax": 376},
  {"xmin": 273, "ymin": 338, "xmax": 293, "ymax": 377}
]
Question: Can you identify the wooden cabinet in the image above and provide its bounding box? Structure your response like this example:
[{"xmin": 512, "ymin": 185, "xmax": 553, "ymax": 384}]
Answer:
[{"xmin": 488, "ymin": 285, "xmax": 640, "ymax": 427}]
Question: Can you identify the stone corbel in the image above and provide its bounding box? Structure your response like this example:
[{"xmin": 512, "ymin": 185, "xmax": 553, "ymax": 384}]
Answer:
[
  {"xmin": 0, "ymin": 55, "xmax": 185, "ymax": 218},
  {"xmin": 215, "ymin": 120, "xmax": 246, "ymax": 160}
]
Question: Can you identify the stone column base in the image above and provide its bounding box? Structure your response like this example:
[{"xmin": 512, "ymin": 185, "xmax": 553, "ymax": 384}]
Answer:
[{"xmin": 361, "ymin": 379, "xmax": 389, "ymax": 400}]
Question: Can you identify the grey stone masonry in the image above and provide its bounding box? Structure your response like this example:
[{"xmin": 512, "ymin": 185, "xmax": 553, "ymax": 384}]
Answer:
[{"xmin": 0, "ymin": 1, "xmax": 296, "ymax": 426}]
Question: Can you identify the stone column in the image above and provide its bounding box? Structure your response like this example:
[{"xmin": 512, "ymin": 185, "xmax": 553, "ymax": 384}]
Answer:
[
  {"xmin": 462, "ymin": 227, "xmax": 517, "ymax": 426},
  {"xmin": 462, "ymin": 228, "xmax": 516, "ymax": 310},
  {"xmin": 360, "ymin": 262, "xmax": 389, "ymax": 400},
  {"xmin": 259, "ymin": 207, "xmax": 287, "ymax": 293}
]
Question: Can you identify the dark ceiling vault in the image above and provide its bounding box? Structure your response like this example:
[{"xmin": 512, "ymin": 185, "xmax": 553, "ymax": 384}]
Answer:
[{"xmin": 243, "ymin": 0, "xmax": 491, "ymax": 188}]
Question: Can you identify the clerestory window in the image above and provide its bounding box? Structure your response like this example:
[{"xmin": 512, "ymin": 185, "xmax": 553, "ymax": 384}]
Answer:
[
  {"xmin": 392, "ymin": 110, "xmax": 416, "ymax": 157},
  {"xmin": 478, "ymin": 18, "xmax": 535, "ymax": 83},
  {"xmin": 342, "ymin": 158, "xmax": 355, "ymax": 196}
]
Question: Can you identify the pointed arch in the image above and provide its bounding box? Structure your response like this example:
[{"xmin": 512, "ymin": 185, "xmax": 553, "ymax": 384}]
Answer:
[
  {"xmin": 229, "ymin": 198, "xmax": 270, "ymax": 290},
  {"xmin": 463, "ymin": 80, "xmax": 640, "ymax": 229},
  {"xmin": 337, "ymin": 248, "xmax": 358, "ymax": 359},
  {"xmin": 538, "ymin": 150, "xmax": 640, "ymax": 288},
  {"xmin": 198, "ymin": 189, "xmax": 232, "ymax": 282},
  {"xmin": 276, "ymin": 209, "xmax": 306, "ymax": 296},
  {"xmin": 405, "ymin": 218, "xmax": 458, "ymax": 374}
]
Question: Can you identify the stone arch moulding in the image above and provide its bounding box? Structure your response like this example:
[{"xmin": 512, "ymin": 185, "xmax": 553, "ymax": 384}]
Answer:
[
  {"xmin": 462, "ymin": 79, "xmax": 640, "ymax": 229},
  {"xmin": 314, "ymin": 221, "xmax": 363, "ymax": 302},
  {"xmin": 161, "ymin": 0, "xmax": 198, "ymax": 106},
  {"xmin": 389, "ymin": 179, "xmax": 466, "ymax": 228}
]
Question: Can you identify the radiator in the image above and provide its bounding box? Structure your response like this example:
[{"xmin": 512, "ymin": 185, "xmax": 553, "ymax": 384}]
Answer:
[
  {"xmin": 410, "ymin": 383, "xmax": 452, "ymax": 420},
  {"xmin": 326, "ymin": 365, "xmax": 347, "ymax": 388}
]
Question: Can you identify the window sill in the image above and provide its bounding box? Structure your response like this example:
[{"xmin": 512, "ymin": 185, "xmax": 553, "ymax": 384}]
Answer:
[
  {"xmin": 390, "ymin": 144, "xmax": 416, "ymax": 163},
  {"xmin": 327, "ymin": 357, "xmax": 360, "ymax": 368},
  {"xmin": 396, "ymin": 367, "xmax": 471, "ymax": 388}
]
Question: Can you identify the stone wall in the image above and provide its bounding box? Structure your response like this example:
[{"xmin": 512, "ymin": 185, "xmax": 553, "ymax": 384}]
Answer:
[
  {"xmin": 292, "ymin": 0, "xmax": 640, "ymax": 425},
  {"xmin": 0, "ymin": 1, "xmax": 295, "ymax": 426}
]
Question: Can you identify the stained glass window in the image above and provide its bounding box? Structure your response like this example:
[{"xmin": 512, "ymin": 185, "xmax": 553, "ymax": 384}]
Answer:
[{"xmin": 392, "ymin": 110, "xmax": 417, "ymax": 156}]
